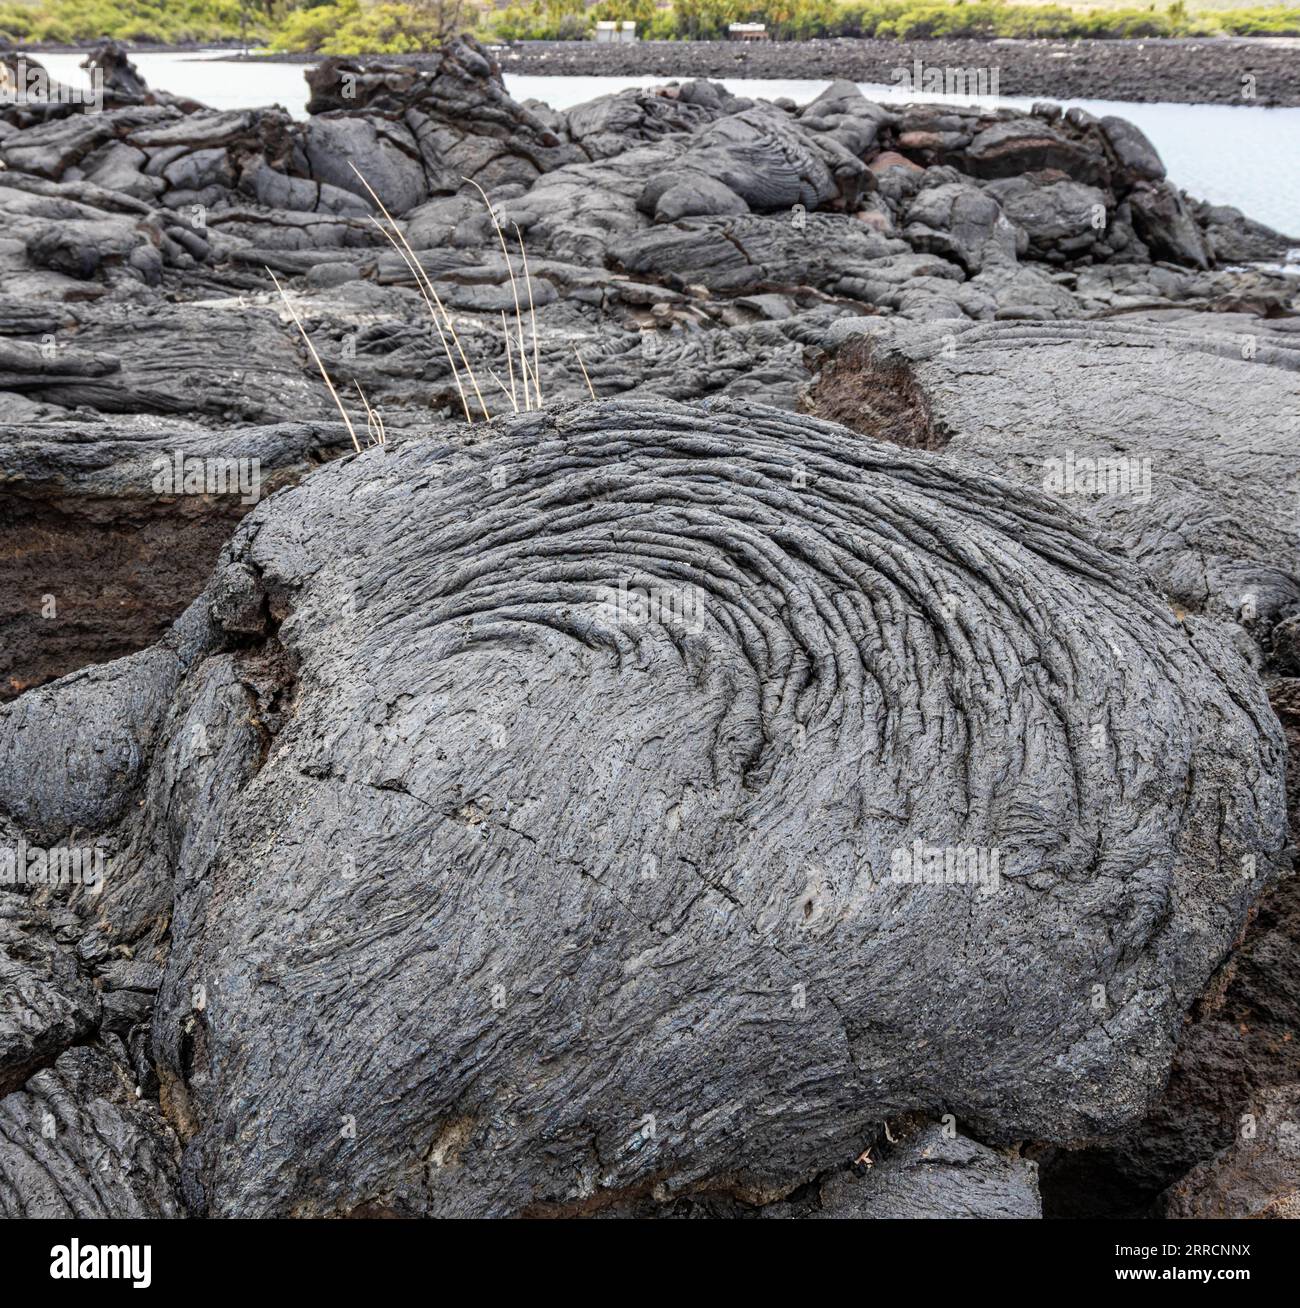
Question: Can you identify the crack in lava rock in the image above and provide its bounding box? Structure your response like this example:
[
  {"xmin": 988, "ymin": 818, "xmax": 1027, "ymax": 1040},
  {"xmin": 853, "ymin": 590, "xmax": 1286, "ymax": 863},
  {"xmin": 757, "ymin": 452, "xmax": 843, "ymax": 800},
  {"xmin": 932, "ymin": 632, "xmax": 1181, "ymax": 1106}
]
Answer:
[{"xmin": 19, "ymin": 397, "xmax": 1285, "ymax": 1217}]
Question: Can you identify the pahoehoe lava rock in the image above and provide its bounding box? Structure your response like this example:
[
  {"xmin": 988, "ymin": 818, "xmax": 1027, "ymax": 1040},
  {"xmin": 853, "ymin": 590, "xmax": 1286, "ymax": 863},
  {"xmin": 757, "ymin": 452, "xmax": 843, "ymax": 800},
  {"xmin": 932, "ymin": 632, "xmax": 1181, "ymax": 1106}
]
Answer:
[
  {"xmin": 0, "ymin": 1045, "xmax": 182, "ymax": 1218},
  {"xmin": 5, "ymin": 398, "xmax": 1283, "ymax": 1216},
  {"xmin": 2, "ymin": 34, "xmax": 1298, "ymax": 1216},
  {"xmin": 809, "ymin": 317, "xmax": 1300, "ymax": 661},
  {"xmin": 789, "ymin": 1123, "xmax": 1042, "ymax": 1219}
]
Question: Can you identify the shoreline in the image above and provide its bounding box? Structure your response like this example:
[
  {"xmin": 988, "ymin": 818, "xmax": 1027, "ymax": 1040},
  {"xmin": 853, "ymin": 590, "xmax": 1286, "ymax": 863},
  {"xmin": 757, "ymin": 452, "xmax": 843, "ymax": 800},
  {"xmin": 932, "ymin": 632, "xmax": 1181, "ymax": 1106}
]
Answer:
[
  {"xmin": 14, "ymin": 37, "xmax": 1300, "ymax": 107},
  {"xmin": 494, "ymin": 38, "xmax": 1300, "ymax": 108},
  {"xmin": 199, "ymin": 37, "xmax": 1300, "ymax": 108}
]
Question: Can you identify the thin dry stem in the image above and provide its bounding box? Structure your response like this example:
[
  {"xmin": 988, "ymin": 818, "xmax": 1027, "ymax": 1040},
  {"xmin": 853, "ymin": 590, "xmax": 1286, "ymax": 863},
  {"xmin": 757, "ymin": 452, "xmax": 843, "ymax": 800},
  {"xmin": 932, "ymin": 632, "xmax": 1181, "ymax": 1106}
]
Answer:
[
  {"xmin": 485, "ymin": 367, "xmax": 516, "ymax": 408},
  {"xmin": 268, "ymin": 267, "xmax": 360, "ymax": 453},
  {"xmin": 350, "ymin": 163, "xmax": 488, "ymax": 422},
  {"xmin": 501, "ymin": 310, "xmax": 518, "ymax": 413},
  {"xmin": 514, "ymin": 223, "xmax": 542, "ymax": 408},
  {"xmin": 310, "ymin": 165, "xmax": 565, "ymax": 428},
  {"xmin": 465, "ymin": 176, "xmax": 529, "ymax": 410},
  {"xmin": 354, "ymin": 381, "xmax": 386, "ymax": 446},
  {"xmin": 518, "ymin": 350, "xmax": 542, "ymax": 406},
  {"xmin": 365, "ymin": 216, "xmax": 474, "ymax": 424},
  {"xmin": 574, "ymin": 345, "xmax": 596, "ymax": 401}
]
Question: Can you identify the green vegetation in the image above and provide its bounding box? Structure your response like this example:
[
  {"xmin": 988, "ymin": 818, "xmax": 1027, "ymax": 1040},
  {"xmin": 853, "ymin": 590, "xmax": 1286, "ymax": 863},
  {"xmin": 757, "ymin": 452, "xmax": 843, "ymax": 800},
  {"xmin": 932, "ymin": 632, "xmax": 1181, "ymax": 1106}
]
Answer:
[
  {"xmin": 270, "ymin": 0, "xmax": 466, "ymax": 53},
  {"xmin": 0, "ymin": 0, "xmax": 256, "ymax": 45},
  {"xmin": 1, "ymin": 0, "xmax": 1298, "ymax": 50}
]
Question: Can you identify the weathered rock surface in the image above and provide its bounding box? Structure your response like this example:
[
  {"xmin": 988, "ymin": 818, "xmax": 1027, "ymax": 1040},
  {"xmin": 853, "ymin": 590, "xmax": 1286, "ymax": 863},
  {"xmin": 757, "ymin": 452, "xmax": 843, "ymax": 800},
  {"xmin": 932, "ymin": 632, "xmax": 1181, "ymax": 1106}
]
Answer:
[
  {"xmin": 809, "ymin": 316, "xmax": 1300, "ymax": 660},
  {"xmin": 2, "ymin": 397, "xmax": 1287, "ymax": 1217},
  {"xmin": 1156, "ymin": 1077, "xmax": 1297, "ymax": 1219},
  {"xmin": 796, "ymin": 1124, "xmax": 1042, "ymax": 1218},
  {"xmin": 1159, "ymin": 1087, "xmax": 1300, "ymax": 1218},
  {"xmin": 806, "ymin": 314, "xmax": 1300, "ymax": 1218},
  {"xmin": 0, "ymin": 897, "xmax": 100, "ymax": 1096},
  {"xmin": 1031, "ymin": 679, "xmax": 1300, "ymax": 1219},
  {"xmin": 1, "ymin": 35, "xmax": 1297, "ymax": 1221},
  {"xmin": 903, "ymin": 173, "xmax": 1022, "ymax": 273},
  {"xmin": 0, "ymin": 1044, "xmax": 182, "ymax": 1218},
  {"xmin": 0, "ymin": 413, "xmax": 353, "ymax": 696},
  {"xmin": 305, "ymin": 42, "xmax": 583, "ymax": 194}
]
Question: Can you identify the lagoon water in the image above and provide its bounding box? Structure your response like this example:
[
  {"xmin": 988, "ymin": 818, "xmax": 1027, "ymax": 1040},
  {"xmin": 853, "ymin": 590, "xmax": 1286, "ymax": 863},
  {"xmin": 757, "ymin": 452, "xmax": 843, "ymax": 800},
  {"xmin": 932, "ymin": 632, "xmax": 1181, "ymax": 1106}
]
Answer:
[{"xmin": 34, "ymin": 50, "xmax": 1300, "ymax": 234}]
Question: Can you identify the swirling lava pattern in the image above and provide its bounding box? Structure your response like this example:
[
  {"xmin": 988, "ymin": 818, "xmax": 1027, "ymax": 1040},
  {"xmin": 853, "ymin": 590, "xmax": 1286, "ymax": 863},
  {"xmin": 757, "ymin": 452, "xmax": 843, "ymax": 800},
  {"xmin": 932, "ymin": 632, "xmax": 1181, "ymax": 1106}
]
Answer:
[{"xmin": 157, "ymin": 398, "xmax": 1287, "ymax": 1216}]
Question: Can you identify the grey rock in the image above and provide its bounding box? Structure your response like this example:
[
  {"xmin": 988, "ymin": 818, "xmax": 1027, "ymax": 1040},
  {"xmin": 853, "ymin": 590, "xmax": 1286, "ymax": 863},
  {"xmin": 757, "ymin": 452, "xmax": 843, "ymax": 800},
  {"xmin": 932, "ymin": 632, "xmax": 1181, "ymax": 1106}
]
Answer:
[
  {"xmin": 3, "ymin": 302, "xmax": 340, "ymax": 421},
  {"xmin": 0, "ymin": 114, "xmax": 117, "ymax": 178},
  {"xmin": 666, "ymin": 103, "xmax": 852, "ymax": 212},
  {"xmin": 1195, "ymin": 201, "xmax": 1297, "ymax": 264},
  {"xmin": 0, "ymin": 648, "xmax": 182, "ymax": 840},
  {"xmin": 2, "ymin": 397, "xmax": 1280, "ymax": 1215},
  {"xmin": 0, "ymin": 1044, "xmax": 182, "ymax": 1217},
  {"xmin": 965, "ymin": 119, "xmax": 1108, "ymax": 187},
  {"xmin": 305, "ymin": 261, "xmax": 363, "ymax": 289},
  {"xmin": 301, "ymin": 115, "xmax": 425, "ymax": 216},
  {"xmin": 238, "ymin": 158, "xmax": 372, "ymax": 219},
  {"xmin": 639, "ymin": 172, "xmax": 749, "ymax": 223},
  {"xmin": 160, "ymin": 146, "xmax": 234, "ymax": 194},
  {"xmin": 566, "ymin": 82, "xmax": 731, "ymax": 160},
  {"xmin": 613, "ymin": 212, "xmax": 905, "ymax": 296},
  {"xmin": 1072, "ymin": 262, "xmax": 1294, "ymax": 314},
  {"xmin": 306, "ymin": 38, "xmax": 582, "ymax": 193},
  {"xmin": 504, "ymin": 144, "xmax": 674, "ymax": 265},
  {"xmin": 0, "ymin": 897, "xmax": 101, "ymax": 1095},
  {"xmin": 798, "ymin": 79, "xmax": 892, "ymax": 158},
  {"xmin": 0, "ymin": 179, "xmax": 163, "ymax": 285},
  {"xmin": 809, "ymin": 1125, "xmax": 1041, "ymax": 1218},
  {"xmin": 812, "ymin": 317, "xmax": 1300, "ymax": 656},
  {"xmin": 965, "ymin": 259, "xmax": 1082, "ymax": 320},
  {"xmin": 80, "ymin": 141, "xmax": 164, "ymax": 203},
  {"xmin": 1128, "ymin": 180, "xmax": 1212, "ymax": 269},
  {"xmin": 736, "ymin": 293, "xmax": 797, "ymax": 320},
  {"xmin": 1100, "ymin": 115, "xmax": 1166, "ymax": 183},
  {"xmin": 127, "ymin": 109, "xmax": 270, "ymax": 152},
  {"xmin": 984, "ymin": 176, "xmax": 1108, "ymax": 261},
  {"xmin": 903, "ymin": 179, "xmax": 1021, "ymax": 273}
]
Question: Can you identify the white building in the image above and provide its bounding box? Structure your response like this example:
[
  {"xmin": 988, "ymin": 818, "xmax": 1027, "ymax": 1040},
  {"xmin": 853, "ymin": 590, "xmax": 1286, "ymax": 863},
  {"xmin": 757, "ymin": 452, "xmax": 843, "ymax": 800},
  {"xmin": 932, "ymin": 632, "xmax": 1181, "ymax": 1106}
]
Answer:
[{"xmin": 594, "ymin": 20, "xmax": 638, "ymax": 43}]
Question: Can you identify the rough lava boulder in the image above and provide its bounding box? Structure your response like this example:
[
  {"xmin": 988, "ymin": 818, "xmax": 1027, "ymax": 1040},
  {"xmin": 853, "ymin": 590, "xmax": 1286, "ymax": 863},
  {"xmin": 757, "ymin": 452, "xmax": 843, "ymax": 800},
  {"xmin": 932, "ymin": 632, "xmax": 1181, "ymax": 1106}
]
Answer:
[{"xmin": 3, "ymin": 398, "xmax": 1286, "ymax": 1216}]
